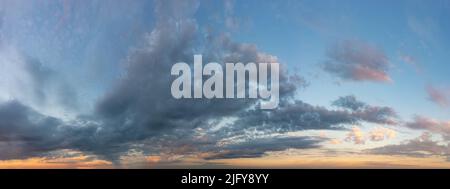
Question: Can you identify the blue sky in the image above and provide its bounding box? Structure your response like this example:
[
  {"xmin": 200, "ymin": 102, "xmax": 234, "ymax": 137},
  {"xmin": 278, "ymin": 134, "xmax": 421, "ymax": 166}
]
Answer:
[{"xmin": 1, "ymin": 0, "xmax": 450, "ymax": 168}]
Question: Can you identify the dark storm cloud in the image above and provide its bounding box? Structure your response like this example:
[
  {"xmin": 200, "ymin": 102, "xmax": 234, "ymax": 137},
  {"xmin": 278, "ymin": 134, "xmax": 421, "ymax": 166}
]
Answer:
[
  {"xmin": 0, "ymin": 101, "xmax": 95, "ymax": 159},
  {"xmin": 323, "ymin": 39, "xmax": 391, "ymax": 82},
  {"xmin": 0, "ymin": 101, "xmax": 61, "ymax": 159}
]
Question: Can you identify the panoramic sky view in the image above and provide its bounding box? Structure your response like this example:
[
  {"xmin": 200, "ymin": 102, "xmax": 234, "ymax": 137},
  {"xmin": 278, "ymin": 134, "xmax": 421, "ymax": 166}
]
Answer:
[{"xmin": 1, "ymin": 0, "xmax": 450, "ymax": 168}]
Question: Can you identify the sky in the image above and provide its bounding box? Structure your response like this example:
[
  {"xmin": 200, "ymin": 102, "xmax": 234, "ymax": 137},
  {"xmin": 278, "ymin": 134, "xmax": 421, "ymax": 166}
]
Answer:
[{"xmin": 1, "ymin": 0, "xmax": 450, "ymax": 168}]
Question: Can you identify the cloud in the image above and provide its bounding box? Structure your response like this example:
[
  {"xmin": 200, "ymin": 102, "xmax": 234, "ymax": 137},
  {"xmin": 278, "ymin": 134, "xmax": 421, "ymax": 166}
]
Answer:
[
  {"xmin": 399, "ymin": 54, "xmax": 423, "ymax": 74},
  {"xmin": 224, "ymin": 0, "xmax": 239, "ymax": 31},
  {"xmin": 352, "ymin": 106, "xmax": 398, "ymax": 125},
  {"xmin": 404, "ymin": 115, "xmax": 450, "ymax": 139},
  {"xmin": 426, "ymin": 85, "xmax": 450, "ymax": 108},
  {"xmin": 0, "ymin": 101, "xmax": 60, "ymax": 159},
  {"xmin": 345, "ymin": 127, "xmax": 365, "ymax": 144},
  {"xmin": 217, "ymin": 95, "xmax": 398, "ymax": 137},
  {"xmin": 91, "ymin": 0, "xmax": 313, "ymax": 161},
  {"xmin": 0, "ymin": 1, "xmax": 401, "ymax": 164},
  {"xmin": 228, "ymin": 100, "xmax": 356, "ymax": 133},
  {"xmin": 332, "ymin": 95, "xmax": 366, "ymax": 111},
  {"xmin": 0, "ymin": 0, "xmax": 251, "ymax": 162},
  {"xmin": 333, "ymin": 95, "xmax": 398, "ymax": 125},
  {"xmin": 407, "ymin": 16, "xmax": 442, "ymax": 48},
  {"xmin": 368, "ymin": 127, "xmax": 396, "ymax": 142},
  {"xmin": 0, "ymin": 0, "xmax": 311, "ymax": 162},
  {"xmin": 329, "ymin": 139, "xmax": 342, "ymax": 145},
  {"xmin": 399, "ymin": 54, "xmax": 416, "ymax": 65},
  {"xmin": 203, "ymin": 136, "xmax": 321, "ymax": 159},
  {"xmin": 0, "ymin": 85, "xmax": 398, "ymax": 162},
  {"xmin": 0, "ymin": 101, "xmax": 96, "ymax": 160},
  {"xmin": 0, "ymin": 44, "xmax": 79, "ymax": 118},
  {"xmin": 344, "ymin": 126, "xmax": 396, "ymax": 145},
  {"xmin": 369, "ymin": 132, "xmax": 450, "ymax": 159},
  {"xmin": 323, "ymin": 39, "xmax": 391, "ymax": 82}
]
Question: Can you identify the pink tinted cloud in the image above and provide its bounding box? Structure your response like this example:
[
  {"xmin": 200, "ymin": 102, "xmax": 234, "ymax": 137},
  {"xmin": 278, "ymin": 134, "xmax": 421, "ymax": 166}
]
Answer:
[
  {"xmin": 426, "ymin": 85, "xmax": 450, "ymax": 108},
  {"xmin": 405, "ymin": 115, "xmax": 450, "ymax": 139},
  {"xmin": 351, "ymin": 66, "xmax": 391, "ymax": 82},
  {"xmin": 323, "ymin": 40, "xmax": 391, "ymax": 82}
]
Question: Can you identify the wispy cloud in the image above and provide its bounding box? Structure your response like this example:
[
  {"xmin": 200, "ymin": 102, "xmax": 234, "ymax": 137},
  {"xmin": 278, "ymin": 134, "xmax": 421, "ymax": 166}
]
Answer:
[
  {"xmin": 369, "ymin": 132, "xmax": 450, "ymax": 160},
  {"xmin": 404, "ymin": 115, "xmax": 450, "ymax": 139},
  {"xmin": 426, "ymin": 85, "xmax": 450, "ymax": 108}
]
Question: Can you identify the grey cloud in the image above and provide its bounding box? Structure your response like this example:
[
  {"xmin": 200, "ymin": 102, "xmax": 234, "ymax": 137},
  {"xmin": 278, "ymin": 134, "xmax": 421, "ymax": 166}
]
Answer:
[
  {"xmin": 332, "ymin": 95, "xmax": 366, "ymax": 111},
  {"xmin": 369, "ymin": 132, "xmax": 450, "ymax": 159},
  {"xmin": 404, "ymin": 115, "xmax": 450, "ymax": 140},
  {"xmin": 209, "ymin": 95, "xmax": 397, "ymax": 145},
  {"xmin": 0, "ymin": 101, "xmax": 66, "ymax": 159},
  {"xmin": 203, "ymin": 136, "xmax": 321, "ymax": 160},
  {"xmin": 426, "ymin": 85, "xmax": 449, "ymax": 108},
  {"xmin": 92, "ymin": 0, "xmax": 307, "ymax": 160},
  {"xmin": 323, "ymin": 39, "xmax": 391, "ymax": 82},
  {"xmin": 226, "ymin": 100, "xmax": 355, "ymax": 135},
  {"xmin": 333, "ymin": 95, "xmax": 398, "ymax": 125}
]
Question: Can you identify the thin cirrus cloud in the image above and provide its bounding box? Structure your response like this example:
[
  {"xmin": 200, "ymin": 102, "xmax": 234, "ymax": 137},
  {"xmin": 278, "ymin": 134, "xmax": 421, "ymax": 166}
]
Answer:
[
  {"xmin": 368, "ymin": 127, "xmax": 397, "ymax": 142},
  {"xmin": 323, "ymin": 39, "xmax": 391, "ymax": 82},
  {"xmin": 426, "ymin": 85, "xmax": 450, "ymax": 108}
]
